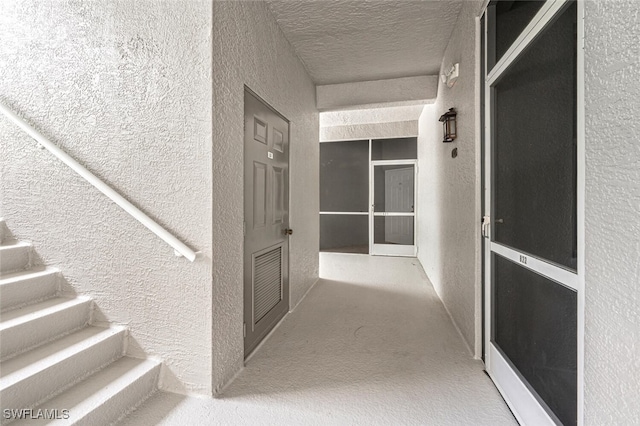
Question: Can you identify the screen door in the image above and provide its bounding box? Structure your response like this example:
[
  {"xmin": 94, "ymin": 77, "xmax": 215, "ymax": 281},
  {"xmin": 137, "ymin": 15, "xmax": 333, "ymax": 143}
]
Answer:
[
  {"xmin": 370, "ymin": 161, "xmax": 417, "ymax": 256},
  {"xmin": 483, "ymin": 1, "xmax": 582, "ymax": 425}
]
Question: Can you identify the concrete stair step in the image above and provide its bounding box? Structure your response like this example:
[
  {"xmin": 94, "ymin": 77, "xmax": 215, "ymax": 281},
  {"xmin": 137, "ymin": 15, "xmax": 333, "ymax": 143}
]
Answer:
[
  {"xmin": 0, "ymin": 326, "xmax": 126, "ymax": 413},
  {"xmin": 0, "ymin": 297, "xmax": 92, "ymax": 360},
  {"xmin": 0, "ymin": 241, "xmax": 31, "ymax": 275},
  {"xmin": 0, "ymin": 267, "xmax": 59, "ymax": 312},
  {"xmin": 11, "ymin": 357, "xmax": 161, "ymax": 426},
  {"xmin": 0, "ymin": 220, "xmax": 164, "ymax": 425}
]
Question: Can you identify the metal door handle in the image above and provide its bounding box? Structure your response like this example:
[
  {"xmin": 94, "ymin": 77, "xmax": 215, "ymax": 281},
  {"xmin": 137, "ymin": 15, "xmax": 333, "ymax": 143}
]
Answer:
[
  {"xmin": 284, "ymin": 228, "xmax": 293, "ymax": 235},
  {"xmin": 481, "ymin": 216, "xmax": 490, "ymax": 238}
]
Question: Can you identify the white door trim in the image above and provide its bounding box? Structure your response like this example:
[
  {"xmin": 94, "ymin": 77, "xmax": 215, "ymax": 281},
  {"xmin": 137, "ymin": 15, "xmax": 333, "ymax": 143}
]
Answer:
[
  {"xmin": 319, "ymin": 212, "xmax": 368, "ymax": 215},
  {"xmin": 491, "ymin": 243, "xmax": 578, "ymax": 291},
  {"xmin": 490, "ymin": 344, "xmax": 558, "ymax": 426},
  {"xmin": 373, "ymin": 212, "xmax": 414, "ymax": 217},
  {"xmin": 370, "ymin": 159, "xmax": 417, "ymax": 166},
  {"xmin": 576, "ymin": 1, "xmax": 586, "ymax": 422},
  {"xmin": 486, "ymin": 0, "xmax": 571, "ymax": 86}
]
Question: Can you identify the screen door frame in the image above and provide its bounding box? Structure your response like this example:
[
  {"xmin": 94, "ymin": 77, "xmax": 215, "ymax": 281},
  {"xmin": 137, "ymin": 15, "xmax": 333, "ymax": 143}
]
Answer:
[
  {"xmin": 369, "ymin": 159, "xmax": 418, "ymax": 257},
  {"xmin": 481, "ymin": 1, "xmax": 585, "ymax": 424}
]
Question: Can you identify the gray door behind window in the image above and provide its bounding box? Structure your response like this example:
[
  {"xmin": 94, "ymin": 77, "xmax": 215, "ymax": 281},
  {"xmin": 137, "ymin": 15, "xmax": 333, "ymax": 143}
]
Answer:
[{"xmin": 243, "ymin": 88, "xmax": 290, "ymax": 357}]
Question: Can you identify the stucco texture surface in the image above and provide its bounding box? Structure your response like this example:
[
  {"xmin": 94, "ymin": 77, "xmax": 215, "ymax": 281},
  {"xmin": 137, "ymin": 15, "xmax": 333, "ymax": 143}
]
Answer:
[
  {"xmin": 584, "ymin": 1, "xmax": 640, "ymax": 423},
  {"xmin": 320, "ymin": 105, "xmax": 422, "ymax": 141},
  {"xmin": 316, "ymin": 76, "xmax": 438, "ymax": 111},
  {"xmin": 320, "ymin": 121, "xmax": 418, "ymax": 142},
  {"xmin": 320, "ymin": 105, "xmax": 425, "ymax": 128},
  {"xmin": 0, "ymin": 0, "xmax": 213, "ymax": 394},
  {"xmin": 212, "ymin": 1, "xmax": 319, "ymax": 394},
  {"xmin": 266, "ymin": 0, "xmax": 463, "ymax": 85},
  {"xmin": 417, "ymin": 0, "xmax": 482, "ymax": 354}
]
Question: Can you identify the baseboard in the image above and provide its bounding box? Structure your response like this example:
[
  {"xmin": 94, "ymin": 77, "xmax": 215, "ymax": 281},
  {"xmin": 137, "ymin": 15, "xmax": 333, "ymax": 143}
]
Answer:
[
  {"xmin": 440, "ymin": 294, "xmax": 474, "ymax": 356},
  {"xmin": 291, "ymin": 276, "xmax": 320, "ymax": 311}
]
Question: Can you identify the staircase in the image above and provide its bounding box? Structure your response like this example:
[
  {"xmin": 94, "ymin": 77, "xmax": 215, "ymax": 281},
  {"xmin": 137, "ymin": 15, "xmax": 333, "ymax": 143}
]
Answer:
[{"xmin": 0, "ymin": 219, "xmax": 161, "ymax": 425}]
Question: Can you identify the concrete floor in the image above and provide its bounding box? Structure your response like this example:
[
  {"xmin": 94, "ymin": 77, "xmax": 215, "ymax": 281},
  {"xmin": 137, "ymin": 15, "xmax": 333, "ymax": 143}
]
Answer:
[{"xmin": 121, "ymin": 253, "xmax": 516, "ymax": 425}]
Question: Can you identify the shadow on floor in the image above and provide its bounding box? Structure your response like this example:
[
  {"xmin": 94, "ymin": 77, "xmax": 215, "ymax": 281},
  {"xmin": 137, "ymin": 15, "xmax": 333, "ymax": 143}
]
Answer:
[
  {"xmin": 220, "ymin": 277, "xmax": 477, "ymax": 399},
  {"xmin": 122, "ymin": 255, "xmax": 515, "ymax": 425}
]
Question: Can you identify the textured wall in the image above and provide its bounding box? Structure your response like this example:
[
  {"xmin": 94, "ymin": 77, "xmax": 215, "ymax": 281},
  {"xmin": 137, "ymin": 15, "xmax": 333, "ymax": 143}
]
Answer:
[
  {"xmin": 417, "ymin": 1, "xmax": 482, "ymax": 355},
  {"xmin": 212, "ymin": 1, "xmax": 319, "ymax": 394},
  {"xmin": 584, "ymin": 1, "xmax": 640, "ymax": 423},
  {"xmin": 320, "ymin": 105, "xmax": 422, "ymax": 142},
  {"xmin": 316, "ymin": 76, "xmax": 438, "ymax": 111},
  {"xmin": 0, "ymin": 0, "xmax": 213, "ymax": 394},
  {"xmin": 321, "ymin": 121, "xmax": 418, "ymax": 142},
  {"xmin": 320, "ymin": 105, "xmax": 425, "ymax": 127}
]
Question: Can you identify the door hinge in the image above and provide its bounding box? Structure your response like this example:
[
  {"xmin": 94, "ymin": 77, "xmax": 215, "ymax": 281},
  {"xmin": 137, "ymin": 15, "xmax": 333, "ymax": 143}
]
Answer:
[{"xmin": 243, "ymin": 323, "xmax": 246, "ymax": 338}]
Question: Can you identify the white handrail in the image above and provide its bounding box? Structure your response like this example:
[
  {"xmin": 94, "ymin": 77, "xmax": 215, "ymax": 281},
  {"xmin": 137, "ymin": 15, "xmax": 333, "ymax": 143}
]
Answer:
[{"xmin": 0, "ymin": 103, "xmax": 198, "ymax": 262}]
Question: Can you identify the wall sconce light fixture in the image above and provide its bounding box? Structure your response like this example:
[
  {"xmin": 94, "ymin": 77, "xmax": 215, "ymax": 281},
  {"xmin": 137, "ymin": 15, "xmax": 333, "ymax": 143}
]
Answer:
[
  {"xmin": 440, "ymin": 63, "xmax": 459, "ymax": 88},
  {"xmin": 439, "ymin": 108, "xmax": 457, "ymax": 143}
]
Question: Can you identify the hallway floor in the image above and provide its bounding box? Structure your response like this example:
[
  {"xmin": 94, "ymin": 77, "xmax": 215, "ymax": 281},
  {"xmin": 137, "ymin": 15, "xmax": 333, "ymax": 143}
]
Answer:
[{"xmin": 121, "ymin": 254, "xmax": 516, "ymax": 425}]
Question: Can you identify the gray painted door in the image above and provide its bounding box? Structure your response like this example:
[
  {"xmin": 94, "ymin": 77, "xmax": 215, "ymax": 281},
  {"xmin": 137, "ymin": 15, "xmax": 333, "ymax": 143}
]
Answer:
[{"xmin": 243, "ymin": 88, "xmax": 290, "ymax": 357}]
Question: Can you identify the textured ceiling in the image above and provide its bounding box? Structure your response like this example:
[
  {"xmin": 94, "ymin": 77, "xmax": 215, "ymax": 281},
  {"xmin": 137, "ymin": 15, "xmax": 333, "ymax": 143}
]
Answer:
[{"xmin": 266, "ymin": 0, "xmax": 464, "ymax": 85}]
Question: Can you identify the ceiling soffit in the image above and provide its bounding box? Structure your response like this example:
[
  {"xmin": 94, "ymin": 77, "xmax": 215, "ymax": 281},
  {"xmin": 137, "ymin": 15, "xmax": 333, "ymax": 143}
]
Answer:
[{"xmin": 266, "ymin": 0, "xmax": 464, "ymax": 85}]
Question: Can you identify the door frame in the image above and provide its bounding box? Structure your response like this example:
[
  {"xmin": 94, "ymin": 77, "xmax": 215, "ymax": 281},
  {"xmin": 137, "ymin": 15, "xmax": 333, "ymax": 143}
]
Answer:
[
  {"xmin": 369, "ymin": 159, "xmax": 418, "ymax": 257},
  {"xmin": 480, "ymin": 1, "xmax": 585, "ymax": 424}
]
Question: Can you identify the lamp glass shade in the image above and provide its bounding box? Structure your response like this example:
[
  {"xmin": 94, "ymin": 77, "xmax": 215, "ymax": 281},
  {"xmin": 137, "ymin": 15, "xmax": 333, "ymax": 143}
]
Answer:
[{"xmin": 439, "ymin": 108, "xmax": 457, "ymax": 142}]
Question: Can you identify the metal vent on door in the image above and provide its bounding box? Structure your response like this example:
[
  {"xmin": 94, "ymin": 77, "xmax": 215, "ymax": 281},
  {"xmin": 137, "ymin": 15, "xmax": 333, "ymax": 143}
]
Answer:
[{"xmin": 253, "ymin": 245, "xmax": 282, "ymax": 323}]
